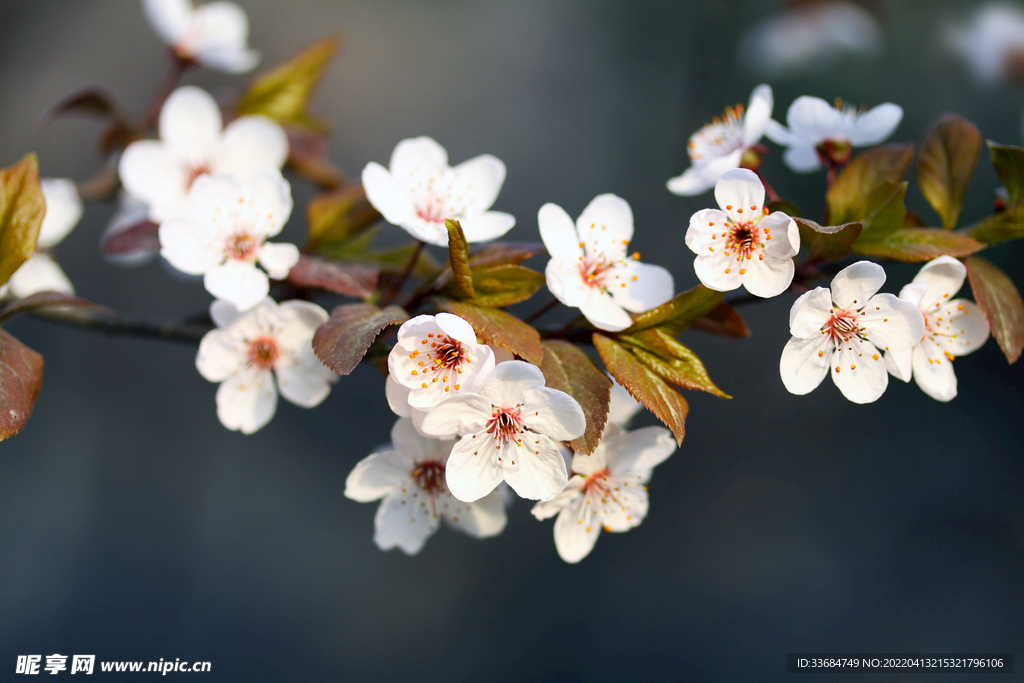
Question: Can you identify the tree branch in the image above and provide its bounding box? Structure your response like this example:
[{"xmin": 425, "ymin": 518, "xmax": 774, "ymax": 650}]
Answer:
[{"xmin": 29, "ymin": 307, "xmax": 211, "ymax": 344}]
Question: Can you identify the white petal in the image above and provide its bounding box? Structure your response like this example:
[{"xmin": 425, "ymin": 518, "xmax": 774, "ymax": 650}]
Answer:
[
  {"xmin": 451, "ymin": 154, "xmax": 506, "ymax": 214},
  {"xmin": 786, "ymin": 95, "xmax": 845, "ymax": 142},
  {"xmin": 501, "ymin": 433, "xmax": 568, "ymax": 501},
  {"xmin": 118, "ymin": 141, "xmax": 187, "ymax": 221},
  {"xmin": 276, "ymin": 359, "xmax": 333, "ymax": 408},
  {"xmin": 761, "ymin": 212, "xmax": 801, "ymax": 260},
  {"xmin": 420, "ymin": 393, "xmax": 492, "ymax": 437},
  {"xmin": 531, "ymin": 477, "xmax": 584, "ymax": 520},
  {"xmin": 847, "ymin": 103, "xmax": 903, "ymax": 146},
  {"xmin": 861, "ymin": 293, "xmax": 926, "ymax": 352},
  {"xmin": 611, "ymin": 261, "xmax": 674, "ymax": 312},
  {"xmin": 389, "ymin": 136, "xmax": 448, "ymax": 177},
  {"xmin": 764, "ymin": 119, "xmax": 798, "ymax": 146},
  {"xmin": 158, "ymin": 218, "xmax": 222, "ymax": 275},
  {"xmin": 195, "ymin": 327, "xmax": 245, "ymax": 381},
  {"xmin": 779, "ymin": 334, "xmax": 832, "ymax": 395},
  {"xmin": 385, "ymin": 376, "xmax": 413, "ymax": 418},
  {"xmin": 685, "ymin": 208, "xmax": 729, "ymax": 252},
  {"xmin": 216, "ymin": 371, "xmax": 277, "ymax": 433},
  {"xmin": 782, "ymin": 145, "xmax": 824, "ymax": 173},
  {"xmin": 197, "ymin": 44, "xmax": 260, "ymax": 74},
  {"xmin": 830, "ymin": 260, "xmax": 886, "ymax": 310},
  {"xmin": 911, "ymin": 255, "xmax": 967, "ymax": 311},
  {"xmin": 830, "ymin": 340, "xmax": 888, "ymax": 403},
  {"xmin": 666, "ymin": 165, "xmax": 715, "ymax": 196},
  {"xmin": 911, "ymin": 345, "xmax": 957, "ymax": 402},
  {"xmin": 898, "ymin": 281, "xmax": 928, "ymax": 309},
  {"xmin": 714, "ymin": 168, "xmax": 766, "ymax": 223},
  {"xmin": 434, "ymin": 312, "xmax": 478, "ymax": 345},
  {"xmin": 143, "ymin": 0, "xmax": 191, "ymax": 43},
  {"xmin": 372, "ymin": 488, "xmax": 439, "ymax": 555},
  {"xmin": 243, "ymin": 169, "xmax": 292, "ymax": 237},
  {"xmin": 884, "ymin": 347, "xmax": 913, "ymax": 382},
  {"xmin": 188, "ymin": 2, "xmax": 258, "ymax": 73},
  {"xmin": 445, "ymin": 434, "xmax": 505, "ymax": 502},
  {"xmin": 344, "ymin": 445, "xmax": 413, "ymax": 502},
  {"xmin": 693, "ymin": 251, "xmax": 743, "ymax": 292},
  {"xmin": 481, "ymin": 360, "xmax": 546, "ymax": 408},
  {"xmin": 361, "ymin": 162, "xmax": 415, "ymax": 228},
  {"xmin": 159, "ymin": 86, "xmax": 223, "ymax": 162},
  {"xmin": 521, "ymin": 387, "xmax": 586, "ymax": 441},
  {"xmin": 937, "ymin": 299, "xmax": 990, "ymax": 356},
  {"xmin": 609, "ymin": 425, "xmax": 677, "ymax": 476},
  {"xmin": 257, "ymin": 241, "xmax": 300, "ymax": 279},
  {"xmin": 552, "ymin": 494, "xmax": 600, "ymax": 563},
  {"xmin": 7, "ymin": 254, "xmax": 73, "ymax": 298},
  {"xmin": 538, "ymin": 202, "xmax": 581, "ymax": 260},
  {"xmin": 214, "ymin": 115, "xmax": 288, "ymax": 180},
  {"xmin": 209, "ymin": 297, "xmax": 250, "ymax": 328},
  {"xmin": 576, "ymin": 194, "xmax": 634, "ymax": 246},
  {"xmin": 458, "ymin": 211, "xmax": 516, "ymax": 243},
  {"xmin": 38, "ymin": 179, "xmax": 82, "ymax": 248},
  {"xmin": 443, "ymin": 490, "xmax": 507, "ymax": 539},
  {"xmin": 789, "ymin": 287, "xmax": 833, "ymax": 337},
  {"xmin": 204, "ymin": 262, "xmax": 270, "ymax": 311},
  {"xmin": 740, "ymin": 251, "xmax": 794, "ymax": 298},
  {"xmin": 580, "ymin": 286, "xmax": 633, "ymax": 331},
  {"xmin": 742, "ymin": 83, "xmax": 773, "ymax": 147}
]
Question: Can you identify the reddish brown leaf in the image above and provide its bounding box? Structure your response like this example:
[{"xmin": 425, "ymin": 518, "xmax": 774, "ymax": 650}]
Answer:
[
  {"xmin": 827, "ymin": 144, "xmax": 914, "ymax": 225},
  {"xmin": 916, "ymin": 114, "xmax": 982, "ymax": 229},
  {"xmin": 0, "ymin": 292, "xmax": 110, "ymax": 325},
  {"xmin": 692, "ymin": 301, "xmax": 750, "ymax": 338},
  {"xmin": 794, "ymin": 217, "xmax": 863, "ymax": 260},
  {"xmin": 0, "ymin": 329, "xmax": 43, "ymax": 441},
  {"xmin": 433, "ymin": 299, "xmax": 543, "ymax": 364},
  {"xmin": 854, "ymin": 228, "xmax": 984, "ymax": 262},
  {"xmin": 623, "ymin": 283, "xmax": 724, "ymax": 335},
  {"xmin": 312, "ymin": 303, "xmax": 409, "ymax": 375},
  {"xmin": 286, "ymin": 255, "xmax": 378, "ymax": 298},
  {"xmin": 305, "ymin": 182, "xmax": 379, "ymax": 249},
  {"xmin": 965, "ymin": 256, "xmax": 1024, "ymax": 363},
  {"xmin": 539, "ymin": 340, "xmax": 611, "ymax": 454},
  {"xmin": 468, "ymin": 241, "xmax": 546, "ymax": 267},
  {"xmin": 101, "ymin": 220, "xmax": 160, "ymax": 258},
  {"xmin": 618, "ymin": 327, "xmax": 729, "ymax": 398},
  {"xmin": 593, "ymin": 333, "xmax": 688, "ymax": 445}
]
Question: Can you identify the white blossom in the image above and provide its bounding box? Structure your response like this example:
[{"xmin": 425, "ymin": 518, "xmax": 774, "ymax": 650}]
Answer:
[
  {"xmin": 3, "ymin": 179, "xmax": 82, "ymax": 298},
  {"xmin": 945, "ymin": 3, "xmax": 1024, "ymax": 84},
  {"xmin": 667, "ymin": 84, "xmax": 773, "ymax": 196},
  {"xmin": 388, "ymin": 314, "xmax": 496, "ymax": 414},
  {"xmin": 158, "ymin": 170, "xmax": 299, "ymax": 311},
  {"xmin": 361, "ymin": 137, "xmax": 514, "ymax": 246},
  {"xmin": 780, "ymin": 261, "xmax": 925, "ymax": 404},
  {"xmin": 196, "ymin": 298, "xmax": 336, "ymax": 434},
  {"xmin": 539, "ymin": 194, "xmax": 674, "ymax": 331},
  {"xmin": 421, "ymin": 361, "xmax": 586, "ymax": 503},
  {"xmin": 531, "ymin": 424, "xmax": 676, "ymax": 563},
  {"xmin": 885, "ymin": 256, "xmax": 990, "ymax": 401},
  {"xmin": 766, "ymin": 96, "xmax": 903, "ymax": 172},
  {"xmin": 686, "ymin": 169, "xmax": 799, "ymax": 298},
  {"xmin": 142, "ymin": 0, "xmax": 259, "ymax": 73},
  {"xmin": 119, "ymin": 86, "xmax": 287, "ymax": 223},
  {"xmin": 345, "ymin": 418, "xmax": 507, "ymax": 555}
]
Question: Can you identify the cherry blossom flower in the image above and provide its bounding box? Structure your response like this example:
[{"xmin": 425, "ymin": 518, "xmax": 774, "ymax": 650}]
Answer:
[
  {"xmin": 884, "ymin": 257, "xmax": 990, "ymax": 402},
  {"xmin": 945, "ymin": 4, "xmax": 1024, "ymax": 84},
  {"xmin": 737, "ymin": 1, "xmax": 882, "ymax": 79},
  {"xmin": 780, "ymin": 261, "xmax": 925, "ymax": 404},
  {"xmin": 420, "ymin": 361, "xmax": 586, "ymax": 502},
  {"xmin": 531, "ymin": 424, "xmax": 676, "ymax": 563},
  {"xmin": 196, "ymin": 298, "xmax": 337, "ymax": 434},
  {"xmin": 667, "ymin": 84, "xmax": 773, "ymax": 196},
  {"xmin": 361, "ymin": 137, "xmax": 514, "ymax": 246},
  {"xmin": 539, "ymin": 194, "xmax": 674, "ymax": 331},
  {"xmin": 766, "ymin": 96, "xmax": 903, "ymax": 172},
  {"xmin": 5, "ymin": 179, "xmax": 82, "ymax": 298},
  {"xmin": 345, "ymin": 418, "xmax": 507, "ymax": 555},
  {"xmin": 119, "ymin": 86, "xmax": 287, "ymax": 222},
  {"xmin": 158, "ymin": 170, "xmax": 299, "ymax": 311},
  {"xmin": 142, "ymin": 0, "xmax": 259, "ymax": 72},
  {"xmin": 388, "ymin": 314, "xmax": 496, "ymax": 413},
  {"xmin": 686, "ymin": 169, "xmax": 799, "ymax": 298}
]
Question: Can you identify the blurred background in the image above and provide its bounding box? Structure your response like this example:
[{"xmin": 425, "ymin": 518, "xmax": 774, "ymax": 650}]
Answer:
[{"xmin": 0, "ymin": 0, "xmax": 1021, "ymax": 681}]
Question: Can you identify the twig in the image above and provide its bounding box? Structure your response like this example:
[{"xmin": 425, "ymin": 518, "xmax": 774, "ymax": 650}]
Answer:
[
  {"xmin": 29, "ymin": 307, "xmax": 210, "ymax": 344},
  {"xmin": 382, "ymin": 240, "xmax": 426, "ymax": 307},
  {"xmin": 138, "ymin": 53, "xmax": 192, "ymax": 134},
  {"xmin": 524, "ymin": 298, "xmax": 559, "ymax": 324}
]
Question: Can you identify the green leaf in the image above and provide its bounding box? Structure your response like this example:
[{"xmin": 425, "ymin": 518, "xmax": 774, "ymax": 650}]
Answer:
[
  {"xmin": 0, "ymin": 329, "xmax": 43, "ymax": 441},
  {"xmin": 965, "ymin": 255, "xmax": 1023, "ymax": 363},
  {"xmin": 0, "ymin": 154, "xmax": 44, "ymax": 287},
  {"xmin": 538, "ymin": 340, "xmax": 611, "ymax": 454},
  {"xmin": 0, "ymin": 292, "xmax": 109, "ymax": 325},
  {"xmin": 618, "ymin": 327, "xmax": 729, "ymax": 398},
  {"xmin": 854, "ymin": 228, "xmax": 984, "ymax": 262},
  {"xmin": 988, "ymin": 141, "xmax": 1024, "ymax": 206},
  {"xmin": 311, "ymin": 303, "xmax": 409, "ymax": 375},
  {"xmin": 593, "ymin": 333, "xmax": 687, "ymax": 445},
  {"xmin": 623, "ymin": 283, "xmax": 724, "ymax": 335},
  {"xmin": 235, "ymin": 36, "xmax": 340, "ymax": 130},
  {"xmin": 794, "ymin": 217, "xmax": 863, "ymax": 260},
  {"xmin": 445, "ymin": 219, "xmax": 474, "ymax": 298},
  {"xmin": 692, "ymin": 301, "xmax": 750, "ymax": 338},
  {"xmin": 916, "ymin": 114, "xmax": 982, "ymax": 229},
  {"xmin": 433, "ymin": 299, "xmax": 543, "ymax": 364},
  {"xmin": 966, "ymin": 203, "xmax": 1024, "ymax": 244},
  {"xmin": 827, "ymin": 144, "xmax": 914, "ymax": 225},
  {"xmin": 305, "ymin": 183, "xmax": 379, "ymax": 250},
  {"xmin": 465, "ymin": 264, "xmax": 545, "ymax": 307},
  {"xmin": 857, "ymin": 181, "xmax": 908, "ymax": 241},
  {"xmin": 286, "ymin": 255, "xmax": 378, "ymax": 298}
]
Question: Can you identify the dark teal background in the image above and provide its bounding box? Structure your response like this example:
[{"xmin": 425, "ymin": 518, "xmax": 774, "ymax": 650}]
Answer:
[{"xmin": 0, "ymin": 1, "xmax": 1020, "ymax": 681}]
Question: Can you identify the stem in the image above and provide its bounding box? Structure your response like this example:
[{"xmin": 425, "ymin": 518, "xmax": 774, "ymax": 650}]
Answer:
[
  {"xmin": 138, "ymin": 53, "xmax": 191, "ymax": 134},
  {"xmin": 382, "ymin": 240, "xmax": 426, "ymax": 307},
  {"xmin": 524, "ymin": 298, "xmax": 559, "ymax": 324},
  {"xmin": 30, "ymin": 307, "xmax": 210, "ymax": 344}
]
